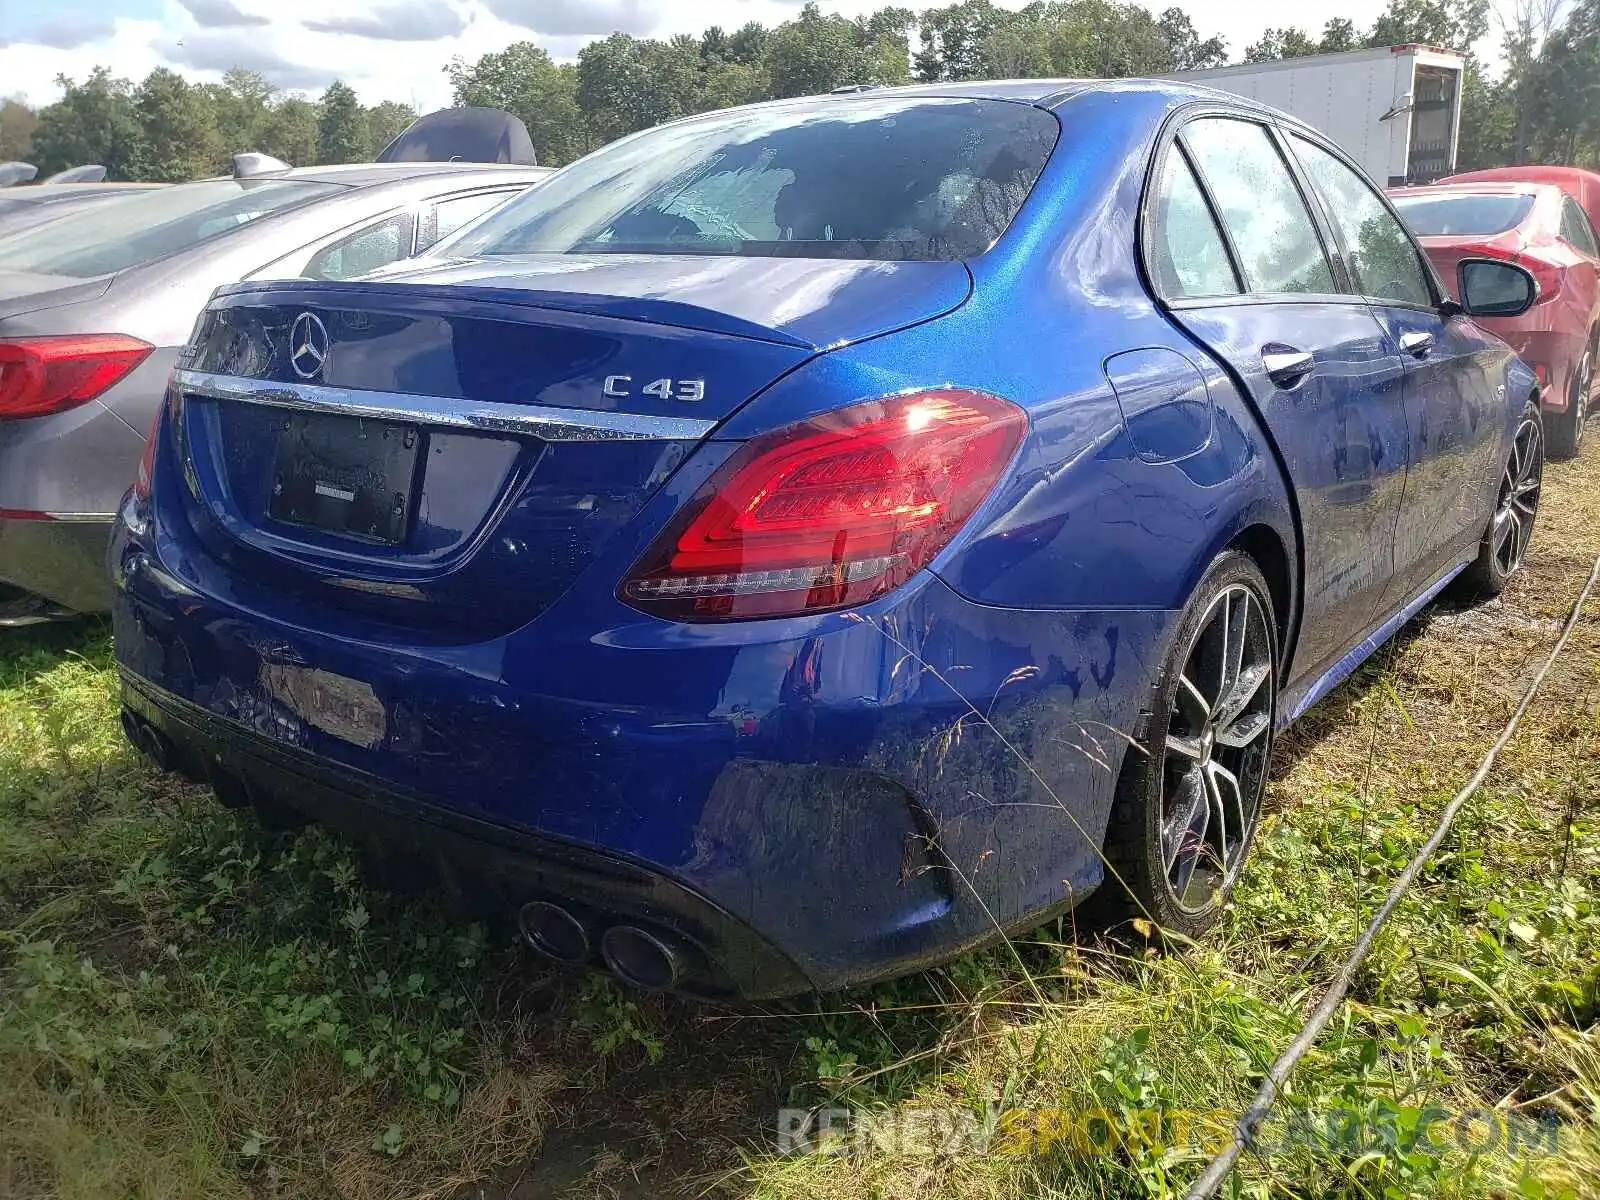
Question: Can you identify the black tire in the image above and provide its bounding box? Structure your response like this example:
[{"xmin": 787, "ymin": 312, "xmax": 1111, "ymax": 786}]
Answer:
[
  {"xmin": 1097, "ymin": 550, "xmax": 1279, "ymax": 938},
  {"xmin": 1547, "ymin": 347, "xmax": 1590, "ymax": 461},
  {"xmin": 1460, "ymin": 399, "xmax": 1543, "ymax": 600}
]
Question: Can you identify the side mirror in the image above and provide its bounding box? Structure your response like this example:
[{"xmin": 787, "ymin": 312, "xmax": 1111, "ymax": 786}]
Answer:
[{"xmin": 1457, "ymin": 258, "xmax": 1538, "ymax": 318}]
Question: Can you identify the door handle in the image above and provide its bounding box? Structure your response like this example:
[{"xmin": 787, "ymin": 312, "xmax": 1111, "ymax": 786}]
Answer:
[
  {"xmin": 1400, "ymin": 330, "xmax": 1436, "ymax": 358},
  {"xmin": 1262, "ymin": 347, "xmax": 1315, "ymax": 386}
]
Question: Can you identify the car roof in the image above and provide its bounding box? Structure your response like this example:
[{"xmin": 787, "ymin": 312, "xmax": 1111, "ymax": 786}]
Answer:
[
  {"xmin": 225, "ymin": 162, "xmax": 551, "ymax": 187},
  {"xmin": 1444, "ymin": 165, "xmax": 1600, "ymax": 187},
  {"xmin": 725, "ymin": 77, "xmax": 1276, "ymax": 111}
]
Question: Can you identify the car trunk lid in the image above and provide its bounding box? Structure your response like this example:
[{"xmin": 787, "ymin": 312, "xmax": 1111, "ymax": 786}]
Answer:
[
  {"xmin": 170, "ymin": 259, "xmax": 969, "ymax": 634},
  {"xmin": 0, "ymin": 271, "xmax": 114, "ymax": 321}
]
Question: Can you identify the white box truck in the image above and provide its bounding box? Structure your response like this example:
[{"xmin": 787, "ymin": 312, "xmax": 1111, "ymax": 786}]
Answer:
[{"xmin": 1169, "ymin": 45, "xmax": 1465, "ymax": 186}]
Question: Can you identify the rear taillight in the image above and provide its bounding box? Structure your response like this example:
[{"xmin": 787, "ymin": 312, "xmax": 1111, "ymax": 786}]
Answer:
[
  {"xmin": 621, "ymin": 388, "xmax": 1026, "ymax": 621},
  {"xmin": 0, "ymin": 334, "xmax": 153, "ymax": 421}
]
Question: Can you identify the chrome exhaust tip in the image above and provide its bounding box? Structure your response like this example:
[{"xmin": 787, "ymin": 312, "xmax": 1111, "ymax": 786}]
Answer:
[
  {"xmin": 518, "ymin": 901, "xmax": 590, "ymax": 964},
  {"xmin": 119, "ymin": 708, "xmax": 143, "ymax": 751},
  {"xmin": 600, "ymin": 925, "xmax": 682, "ymax": 992},
  {"xmin": 121, "ymin": 710, "xmax": 170, "ymax": 770}
]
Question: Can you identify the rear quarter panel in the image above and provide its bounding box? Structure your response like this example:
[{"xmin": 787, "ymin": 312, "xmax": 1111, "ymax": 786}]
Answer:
[{"xmin": 714, "ymin": 86, "xmax": 1300, "ymax": 630}]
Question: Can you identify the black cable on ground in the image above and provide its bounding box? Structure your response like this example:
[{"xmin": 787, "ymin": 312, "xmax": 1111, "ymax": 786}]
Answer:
[{"xmin": 1185, "ymin": 555, "xmax": 1600, "ymax": 1200}]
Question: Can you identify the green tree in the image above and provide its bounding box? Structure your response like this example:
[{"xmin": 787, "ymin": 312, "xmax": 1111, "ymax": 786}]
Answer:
[
  {"xmin": 257, "ymin": 97, "xmax": 319, "ymax": 166},
  {"xmin": 0, "ymin": 98, "xmax": 38, "ymax": 163},
  {"xmin": 856, "ymin": 7, "xmax": 916, "ymax": 83},
  {"xmin": 576, "ymin": 33, "xmax": 703, "ymax": 143},
  {"xmin": 366, "ymin": 101, "xmax": 416, "ymax": 156},
  {"xmin": 1319, "ymin": 17, "xmax": 1360, "ymax": 52},
  {"xmin": 1456, "ymin": 58, "xmax": 1516, "ymax": 168},
  {"xmin": 1244, "ymin": 27, "xmax": 1322, "ymax": 61},
  {"xmin": 205, "ymin": 69, "xmax": 276, "ymax": 154},
  {"xmin": 1159, "ymin": 7, "xmax": 1229, "ymax": 70},
  {"xmin": 131, "ymin": 68, "xmax": 225, "ymax": 181},
  {"xmin": 726, "ymin": 21, "xmax": 770, "ymax": 66},
  {"xmin": 915, "ymin": 0, "xmax": 1012, "ymax": 81},
  {"xmin": 1521, "ymin": 0, "xmax": 1600, "ymax": 164},
  {"xmin": 699, "ymin": 60, "xmax": 769, "ymax": 112},
  {"xmin": 764, "ymin": 1, "xmax": 887, "ymax": 96},
  {"xmin": 447, "ymin": 42, "xmax": 592, "ymax": 166},
  {"xmin": 28, "ymin": 69, "xmax": 144, "ymax": 179},
  {"xmin": 316, "ymin": 80, "xmax": 371, "ymax": 165},
  {"xmin": 1367, "ymin": 0, "xmax": 1490, "ymax": 48}
]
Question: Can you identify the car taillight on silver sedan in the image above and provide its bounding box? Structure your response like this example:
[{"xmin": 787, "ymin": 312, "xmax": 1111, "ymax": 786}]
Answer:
[{"xmin": 0, "ymin": 334, "xmax": 153, "ymax": 421}]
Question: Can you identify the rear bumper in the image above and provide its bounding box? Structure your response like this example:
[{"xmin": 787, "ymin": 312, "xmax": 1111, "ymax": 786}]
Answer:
[
  {"xmin": 112, "ymin": 491, "xmax": 1169, "ymax": 994},
  {"xmin": 0, "ymin": 515, "xmax": 115, "ymax": 613},
  {"xmin": 119, "ymin": 672, "xmax": 811, "ymax": 999}
]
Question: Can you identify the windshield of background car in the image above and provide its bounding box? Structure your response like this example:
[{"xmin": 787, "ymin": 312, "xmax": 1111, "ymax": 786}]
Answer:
[
  {"xmin": 444, "ymin": 96, "xmax": 1060, "ymax": 262},
  {"xmin": 1390, "ymin": 192, "xmax": 1536, "ymax": 237},
  {"xmin": 0, "ymin": 179, "xmax": 345, "ymax": 278}
]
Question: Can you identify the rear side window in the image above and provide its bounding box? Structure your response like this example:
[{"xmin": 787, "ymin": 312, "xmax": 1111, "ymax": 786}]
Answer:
[
  {"xmin": 1561, "ymin": 196, "xmax": 1599, "ymax": 257},
  {"xmin": 304, "ymin": 213, "xmax": 413, "ymax": 281},
  {"xmin": 445, "ymin": 97, "xmax": 1059, "ymax": 262},
  {"xmin": 417, "ymin": 189, "xmax": 520, "ymax": 252},
  {"xmin": 1182, "ymin": 119, "xmax": 1337, "ymax": 296},
  {"xmin": 1148, "ymin": 150, "xmax": 1240, "ymax": 298},
  {"xmin": 1292, "ymin": 136, "xmax": 1433, "ymax": 307},
  {"xmin": 1389, "ymin": 191, "xmax": 1535, "ymax": 237}
]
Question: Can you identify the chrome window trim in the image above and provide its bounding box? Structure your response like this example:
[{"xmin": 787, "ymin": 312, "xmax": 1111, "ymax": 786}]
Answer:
[{"xmin": 173, "ymin": 369, "xmax": 717, "ymax": 442}]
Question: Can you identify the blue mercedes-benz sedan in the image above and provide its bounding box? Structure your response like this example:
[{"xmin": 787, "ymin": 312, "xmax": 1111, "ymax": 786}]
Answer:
[{"xmin": 110, "ymin": 80, "xmax": 1542, "ymax": 998}]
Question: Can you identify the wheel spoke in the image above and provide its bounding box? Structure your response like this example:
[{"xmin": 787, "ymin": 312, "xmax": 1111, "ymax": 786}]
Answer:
[
  {"xmin": 1166, "ymin": 733, "xmax": 1205, "ymax": 762},
  {"xmin": 1217, "ymin": 708, "xmax": 1271, "ymax": 749},
  {"xmin": 1175, "ymin": 674, "xmax": 1211, "ymax": 727},
  {"xmin": 1224, "ymin": 592, "xmax": 1247, "ymax": 696},
  {"xmin": 1215, "ymin": 593, "xmax": 1234, "ymax": 699},
  {"xmin": 1215, "ymin": 662, "xmax": 1270, "ymax": 729},
  {"xmin": 1494, "ymin": 508, "xmax": 1517, "ymax": 570},
  {"xmin": 1164, "ymin": 766, "xmax": 1207, "ymax": 877},
  {"xmin": 1209, "ymin": 762, "xmax": 1248, "ymax": 856},
  {"xmin": 1203, "ymin": 765, "xmax": 1229, "ymax": 865}
]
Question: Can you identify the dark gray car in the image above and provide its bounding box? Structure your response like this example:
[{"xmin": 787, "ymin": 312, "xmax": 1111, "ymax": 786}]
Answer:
[{"xmin": 0, "ymin": 161, "xmax": 548, "ymax": 622}]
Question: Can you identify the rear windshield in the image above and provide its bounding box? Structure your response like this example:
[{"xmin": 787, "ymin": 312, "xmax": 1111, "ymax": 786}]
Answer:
[
  {"xmin": 1390, "ymin": 192, "xmax": 1535, "ymax": 237},
  {"xmin": 443, "ymin": 96, "xmax": 1059, "ymax": 262},
  {"xmin": 0, "ymin": 179, "xmax": 344, "ymax": 277}
]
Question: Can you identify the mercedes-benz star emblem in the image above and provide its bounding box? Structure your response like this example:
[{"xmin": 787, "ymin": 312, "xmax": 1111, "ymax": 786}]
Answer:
[{"xmin": 289, "ymin": 312, "xmax": 329, "ymax": 381}]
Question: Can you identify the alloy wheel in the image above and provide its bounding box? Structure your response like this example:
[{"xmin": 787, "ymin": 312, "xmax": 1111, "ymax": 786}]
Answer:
[
  {"xmin": 1159, "ymin": 584, "xmax": 1275, "ymax": 913},
  {"xmin": 1493, "ymin": 411, "xmax": 1544, "ymax": 577}
]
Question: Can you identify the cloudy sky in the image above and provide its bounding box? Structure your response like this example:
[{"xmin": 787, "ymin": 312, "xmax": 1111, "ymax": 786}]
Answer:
[{"xmin": 0, "ymin": 0, "xmax": 1414, "ymax": 113}]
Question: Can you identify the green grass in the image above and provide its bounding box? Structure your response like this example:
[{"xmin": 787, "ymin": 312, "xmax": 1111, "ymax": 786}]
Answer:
[{"xmin": 5, "ymin": 453, "xmax": 1600, "ymax": 1199}]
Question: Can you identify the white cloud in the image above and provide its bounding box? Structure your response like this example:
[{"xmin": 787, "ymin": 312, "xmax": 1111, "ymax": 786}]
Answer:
[{"xmin": 0, "ymin": 0, "xmax": 1463, "ymax": 118}]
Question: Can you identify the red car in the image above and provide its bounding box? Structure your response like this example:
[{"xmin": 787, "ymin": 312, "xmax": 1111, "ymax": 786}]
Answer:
[
  {"xmin": 1389, "ymin": 180, "xmax": 1600, "ymax": 457},
  {"xmin": 1442, "ymin": 165, "xmax": 1600, "ymax": 243}
]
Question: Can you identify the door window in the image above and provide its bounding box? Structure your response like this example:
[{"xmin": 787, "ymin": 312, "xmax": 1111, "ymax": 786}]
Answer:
[
  {"xmin": 303, "ymin": 213, "xmax": 413, "ymax": 281},
  {"xmin": 1148, "ymin": 149, "xmax": 1241, "ymax": 299},
  {"xmin": 418, "ymin": 190, "xmax": 519, "ymax": 252},
  {"xmin": 1181, "ymin": 118, "xmax": 1337, "ymax": 296},
  {"xmin": 1560, "ymin": 195, "xmax": 1600, "ymax": 258},
  {"xmin": 1290, "ymin": 135, "xmax": 1434, "ymax": 308}
]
